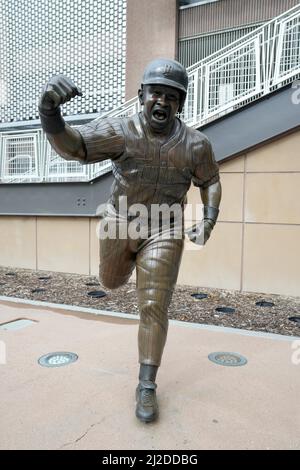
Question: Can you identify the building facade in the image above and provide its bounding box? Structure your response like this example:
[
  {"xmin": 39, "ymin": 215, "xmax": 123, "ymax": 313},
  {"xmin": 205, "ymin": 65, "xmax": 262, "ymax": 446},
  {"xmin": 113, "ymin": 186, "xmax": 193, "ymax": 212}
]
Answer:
[
  {"xmin": 0, "ymin": 0, "xmax": 299, "ymax": 297},
  {"xmin": 179, "ymin": 0, "xmax": 300, "ymax": 66}
]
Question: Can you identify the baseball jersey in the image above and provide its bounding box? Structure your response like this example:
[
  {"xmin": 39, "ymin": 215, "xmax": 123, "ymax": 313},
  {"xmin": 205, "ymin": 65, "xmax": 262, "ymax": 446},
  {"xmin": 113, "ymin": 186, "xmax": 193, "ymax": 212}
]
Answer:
[{"xmin": 78, "ymin": 112, "xmax": 219, "ymax": 213}]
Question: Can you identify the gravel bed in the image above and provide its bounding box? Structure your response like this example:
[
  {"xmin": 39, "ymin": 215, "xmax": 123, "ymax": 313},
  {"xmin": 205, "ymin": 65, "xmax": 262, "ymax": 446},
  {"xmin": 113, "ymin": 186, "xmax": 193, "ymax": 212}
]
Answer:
[{"xmin": 0, "ymin": 266, "xmax": 299, "ymax": 337}]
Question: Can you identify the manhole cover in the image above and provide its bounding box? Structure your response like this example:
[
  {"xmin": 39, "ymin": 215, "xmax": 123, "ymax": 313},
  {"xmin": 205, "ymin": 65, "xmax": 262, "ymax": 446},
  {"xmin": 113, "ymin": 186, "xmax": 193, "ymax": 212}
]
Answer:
[
  {"xmin": 208, "ymin": 352, "xmax": 247, "ymax": 367},
  {"xmin": 38, "ymin": 276, "xmax": 51, "ymax": 281},
  {"xmin": 87, "ymin": 290, "xmax": 107, "ymax": 298},
  {"xmin": 215, "ymin": 307, "xmax": 235, "ymax": 314},
  {"xmin": 191, "ymin": 293, "xmax": 208, "ymax": 300},
  {"xmin": 31, "ymin": 288, "xmax": 46, "ymax": 294},
  {"xmin": 0, "ymin": 319, "xmax": 36, "ymax": 331},
  {"xmin": 86, "ymin": 282, "xmax": 100, "ymax": 287},
  {"xmin": 5, "ymin": 272, "xmax": 16, "ymax": 276},
  {"xmin": 256, "ymin": 301, "xmax": 274, "ymax": 307},
  {"xmin": 38, "ymin": 352, "xmax": 78, "ymax": 367},
  {"xmin": 288, "ymin": 316, "xmax": 300, "ymax": 324}
]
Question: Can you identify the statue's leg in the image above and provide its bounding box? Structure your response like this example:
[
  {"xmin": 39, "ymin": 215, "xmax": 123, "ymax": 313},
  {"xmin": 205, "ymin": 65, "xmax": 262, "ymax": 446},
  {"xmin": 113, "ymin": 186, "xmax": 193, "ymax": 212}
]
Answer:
[
  {"xmin": 99, "ymin": 233, "xmax": 136, "ymax": 290},
  {"xmin": 136, "ymin": 236, "xmax": 184, "ymax": 366},
  {"xmin": 134, "ymin": 235, "xmax": 184, "ymax": 422}
]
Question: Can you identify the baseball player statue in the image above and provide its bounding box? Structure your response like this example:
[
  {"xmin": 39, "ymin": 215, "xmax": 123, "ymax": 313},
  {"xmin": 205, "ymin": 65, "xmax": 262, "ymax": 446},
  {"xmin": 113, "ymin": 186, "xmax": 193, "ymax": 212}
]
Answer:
[{"xmin": 39, "ymin": 58, "xmax": 222, "ymax": 423}]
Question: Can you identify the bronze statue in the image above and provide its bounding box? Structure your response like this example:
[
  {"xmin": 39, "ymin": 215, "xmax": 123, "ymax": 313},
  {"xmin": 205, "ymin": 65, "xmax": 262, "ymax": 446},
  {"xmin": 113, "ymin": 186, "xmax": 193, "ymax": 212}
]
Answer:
[{"xmin": 39, "ymin": 59, "xmax": 222, "ymax": 423}]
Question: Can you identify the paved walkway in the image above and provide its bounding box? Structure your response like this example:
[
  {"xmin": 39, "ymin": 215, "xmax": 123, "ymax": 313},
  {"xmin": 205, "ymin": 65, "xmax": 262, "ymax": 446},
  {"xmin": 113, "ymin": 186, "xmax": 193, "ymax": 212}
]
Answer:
[{"xmin": 0, "ymin": 297, "xmax": 299, "ymax": 450}]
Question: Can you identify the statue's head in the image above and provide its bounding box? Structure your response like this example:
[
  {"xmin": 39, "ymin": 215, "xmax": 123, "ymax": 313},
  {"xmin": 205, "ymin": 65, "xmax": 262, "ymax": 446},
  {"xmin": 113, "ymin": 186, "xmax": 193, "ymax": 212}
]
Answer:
[{"xmin": 138, "ymin": 58, "xmax": 188, "ymax": 133}]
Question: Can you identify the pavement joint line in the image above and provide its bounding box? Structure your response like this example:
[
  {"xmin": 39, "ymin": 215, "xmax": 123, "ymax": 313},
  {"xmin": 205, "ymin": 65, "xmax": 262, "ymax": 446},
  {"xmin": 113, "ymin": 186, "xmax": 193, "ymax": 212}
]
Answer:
[{"xmin": 0, "ymin": 295, "xmax": 299, "ymax": 342}]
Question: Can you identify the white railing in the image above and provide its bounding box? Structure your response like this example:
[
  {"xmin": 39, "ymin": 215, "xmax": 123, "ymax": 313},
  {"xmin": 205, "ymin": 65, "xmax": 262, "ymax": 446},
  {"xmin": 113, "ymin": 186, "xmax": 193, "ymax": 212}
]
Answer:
[
  {"xmin": 0, "ymin": 132, "xmax": 41, "ymax": 183},
  {"xmin": 1, "ymin": 4, "xmax": 300, "ymax": 183},
  {"xmin": 183, "ymin": 3, "xmax": 300, "ymax": 127}
]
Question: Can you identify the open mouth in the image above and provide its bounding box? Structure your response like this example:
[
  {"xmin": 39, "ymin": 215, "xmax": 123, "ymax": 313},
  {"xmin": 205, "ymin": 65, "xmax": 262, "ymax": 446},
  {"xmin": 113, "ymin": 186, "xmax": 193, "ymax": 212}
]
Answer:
[{"xmin": 153, "ymin": 109, "xmax": 168, "ymax": 121}]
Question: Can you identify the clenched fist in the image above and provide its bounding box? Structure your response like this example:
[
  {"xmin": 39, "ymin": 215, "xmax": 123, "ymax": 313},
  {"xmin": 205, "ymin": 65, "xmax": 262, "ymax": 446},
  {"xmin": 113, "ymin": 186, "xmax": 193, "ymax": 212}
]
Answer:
[
  {"xmin": 186, "ymin": 220, "xmax": 214, "ymax": 245},
  {"xmin": 38, "ymin": 74, "xmax": 82, "ymax": 113}
]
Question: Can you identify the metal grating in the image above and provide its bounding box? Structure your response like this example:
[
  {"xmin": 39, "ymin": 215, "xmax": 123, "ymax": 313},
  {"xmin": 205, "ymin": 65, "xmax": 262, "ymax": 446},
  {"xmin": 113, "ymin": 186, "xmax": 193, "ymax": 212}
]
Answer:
[
  {"xmin": 1, "ymin": 134, "xmax": 39, "ymax": 182},
  {"xmin": 38, "ymin": 352, "xmax": 78, "ymax": 367},
  {"xmin": 275, "ymin": 15, "xmax": 300, "ymax": 82},
  {"xmin": 0, "ymin": 0, "xmax": 127, "ymax": 124},
  {"xmin": 0, "ymin": 319, "xmax": 36, "ymax": 330},
  {"xmin": 46, "ymin": 138, "xmax": 87, "ymax": 182},
  {"xmin": 205, "ymin": 38, "xmax": 260, "ymax": 116},
  {"xmin": 208, "ymin": 351, "xmax": 248, "ymax": 367}
]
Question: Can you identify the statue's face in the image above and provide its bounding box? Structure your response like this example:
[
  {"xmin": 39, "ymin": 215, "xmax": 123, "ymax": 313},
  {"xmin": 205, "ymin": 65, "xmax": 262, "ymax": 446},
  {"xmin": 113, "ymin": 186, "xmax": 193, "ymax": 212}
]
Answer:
[{"xmin": 139, "ymin": 84, "xmax": 181, "ymax": 134}]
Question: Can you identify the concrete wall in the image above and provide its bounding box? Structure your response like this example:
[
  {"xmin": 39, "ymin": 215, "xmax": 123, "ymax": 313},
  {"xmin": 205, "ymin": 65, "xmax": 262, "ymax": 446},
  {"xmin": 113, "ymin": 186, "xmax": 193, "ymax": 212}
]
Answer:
[
  {"xmin": 0, "ymin": 131, "xmax": 299, "ymax": 296},
  {"xmin": 125, "ymin": 0, "xmax": 178, "ymax": 100}
]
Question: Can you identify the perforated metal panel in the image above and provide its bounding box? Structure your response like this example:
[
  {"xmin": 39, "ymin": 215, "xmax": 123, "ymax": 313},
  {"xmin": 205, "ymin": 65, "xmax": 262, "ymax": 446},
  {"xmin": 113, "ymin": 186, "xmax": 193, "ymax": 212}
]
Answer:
[{"xmin": 0, "ymin": 0, "xmax": 127, "ymax": 125}]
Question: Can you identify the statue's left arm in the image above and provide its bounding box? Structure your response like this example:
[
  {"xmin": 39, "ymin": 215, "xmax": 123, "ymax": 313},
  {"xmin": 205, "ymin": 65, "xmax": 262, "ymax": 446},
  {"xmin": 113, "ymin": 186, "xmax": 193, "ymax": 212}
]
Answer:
[
  {"xmin": 187, "ymin": 137, "xmax": 222, "ymax": 245},
  {"xmin": 199, "ymin": 180, "xmax": 222, "ymax": 243}
]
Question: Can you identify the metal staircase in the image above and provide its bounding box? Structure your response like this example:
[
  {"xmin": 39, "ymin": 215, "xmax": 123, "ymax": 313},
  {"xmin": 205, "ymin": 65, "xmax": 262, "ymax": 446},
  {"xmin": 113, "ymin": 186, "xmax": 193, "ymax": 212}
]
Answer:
[
  {"xmin": 1, "ymin": 3, "xmax": 300, "ymax": 183},
  {"xmin": 109, "ymin": 3, "xmax": 300, "ymax": 128}
]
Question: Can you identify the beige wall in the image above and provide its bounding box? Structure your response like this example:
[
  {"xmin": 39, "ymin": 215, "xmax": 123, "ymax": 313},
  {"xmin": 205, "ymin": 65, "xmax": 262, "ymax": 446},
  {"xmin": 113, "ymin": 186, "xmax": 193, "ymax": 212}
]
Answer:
[
  {"xmin": 178, "ymin": 131, "xmax": 300, "ymax": 296},
  {"xmin": 125, "ymin": 0, "xmax": 178, "ymax": 100},
  {"xmin": 0, "ymin": 216, "xmax": 37, "ymax": 270},
  {"xmin": 0, "ymin": 216, "xmax": 100, "ymax": 277},
  {"xmin": 0, "ymin": 131, "xmax": 299, "ymax": 296}
]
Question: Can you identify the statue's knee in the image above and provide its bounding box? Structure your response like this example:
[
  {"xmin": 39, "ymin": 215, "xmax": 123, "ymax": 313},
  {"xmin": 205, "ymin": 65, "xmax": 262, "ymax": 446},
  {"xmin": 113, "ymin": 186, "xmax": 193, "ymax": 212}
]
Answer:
[
  {"xmin": 139, "ymin": 300, "xmax": 168, "ymax": 325},
  {"xmin": 99, "ymin": 270, "xmax": 127, "ymax": 290}
]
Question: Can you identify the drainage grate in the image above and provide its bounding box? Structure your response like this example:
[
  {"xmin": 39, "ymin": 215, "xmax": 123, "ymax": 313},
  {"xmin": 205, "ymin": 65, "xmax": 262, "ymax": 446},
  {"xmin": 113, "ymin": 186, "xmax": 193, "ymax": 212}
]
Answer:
[
  {"xmin": 31, "ymin": 288, "xmax": 46, "ymax": 294},
  {"xmin": 256, "ymin": 300, "xmax": 274, "ymax": 307},
  {"xmin": 38, "ymin": 352, "xmax": 78, "ymax": 368},
  {"xmin": 0, "ymin": 319, "xmax": 36, "ymax": 331},
  {"xmin": 191, "ymin": 293, "xmax": 208, "ymax": 300},
  {"xmin": 208, "ymin": 352, "xmax": 247, "ymax": 367},
  {"xmin": 288, "ymin": 316, "xmax": 300, "ymax": 324},
  {"xmin": 87, "ymin": 290, "xmax": 107, "ymax": 298},
  {"xmin": 215, "ymin": 307, "xmax": 235, "ymax": 314}
]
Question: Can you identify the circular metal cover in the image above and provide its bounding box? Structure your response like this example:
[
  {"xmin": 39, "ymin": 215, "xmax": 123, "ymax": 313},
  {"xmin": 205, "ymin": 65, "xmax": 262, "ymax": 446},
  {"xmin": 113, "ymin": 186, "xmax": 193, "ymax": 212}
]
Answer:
[
  {"xmin": 288, "ymin": 316, "xmax": 300, "ymax": 324},
  {"xmin": 5, "ymin": 272, "xmax": 16, "ymax": 276},
  {"xmin": 38, "ymin": 276, "xmax": 51, "ymax": 281},
  {"xmin": 191, "ymin": 293, "xmax": 208, "ymax": 300},
  {"xmin": 88, "ymin": 290, "xmax": 107, "ymax": 298},
  {"xmin": 208, "ymin": 352, "xmax": 248, "ymax": 367},
  {"xmin": 256, "ymin": 300, "xmax": 274, "ymax": 307},
  {"xmin": 38, "ymin": 352, "xmax": 78, "ymax": 367},
  {"xmin": 215, "ymin": 307, "xmax": 235, "ymax": 314},
  {"xmin": 31, "ymin": 288, "xmax": 46, "ymax": 294}
]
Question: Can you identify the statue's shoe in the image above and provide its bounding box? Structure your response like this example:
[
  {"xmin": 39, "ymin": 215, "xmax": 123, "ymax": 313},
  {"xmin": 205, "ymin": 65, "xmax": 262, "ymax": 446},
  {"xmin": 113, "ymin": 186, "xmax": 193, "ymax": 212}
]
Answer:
[{"xmin": 135, "ymin": 381, "xmax": 158, "ymax": 423}]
